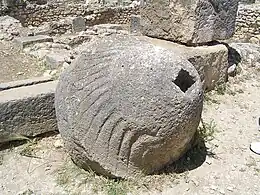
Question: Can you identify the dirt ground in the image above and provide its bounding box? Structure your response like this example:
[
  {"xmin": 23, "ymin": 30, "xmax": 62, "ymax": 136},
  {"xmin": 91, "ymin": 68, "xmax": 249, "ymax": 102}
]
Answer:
[
  {"xmin": 0, "ymin": 40, "xmax": 44, "ymax": 83},
  {"xmin": 0, "ymin": 68, "xmax": 260, "ymax": 195}
]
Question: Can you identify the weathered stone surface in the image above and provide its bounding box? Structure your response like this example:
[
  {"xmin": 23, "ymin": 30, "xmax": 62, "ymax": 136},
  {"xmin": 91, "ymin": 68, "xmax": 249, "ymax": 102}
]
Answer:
[
  {"xmin": 0, "ymin": 15, "xmax": 21, "ymax": 28},
  {"xmin": 72, "ymin": 17, "xmax": 86, "ymax": 33},
  {"xmin": 0, "ymin": 81, "xmax": 57, "ymax": 137},
  {"xmin": 186, "ymin": 44, "xmax": 228, "ymax": 91},
  {"xmin": 239, "ymin": 0, "xmax": 255, "ymax": 4},
  {"xmin": 14, "ymin": 35, "xmax": 53, "ymax": 49},
  {"xmin": 0, "ymin": 16, "xmax": 22, "ymax": 40},
  {"xmin": 229, "ymin": 43, "xmax": 260, "ymax": 69},
  {"xmin": 94, "ymin": 24, "xmax": 124, "ymax": 31},
  {"xmin": 141, "ymin": 0, "xmax": 239, "ymax": 44},
  {"xmin": 130, "ymin": 14, "xmax": 141, "ymax": 34},
  {"xmin": 0, "ymin": 76, "xmax": 53, "ymax": 91},
  {"xmin": 34, "ymin": 23, "xmax": 51, "ymax": 36},
  {"xmin": 45, "ymin": 52, "xmax": 70, "ymax": 69},
  {"xmin": 55, "ymin": 35, "xmax": 203, "ymax": 178},
  {"xmin": 143, "ymin": 37, "xmax": 228, "ymax": 91}
]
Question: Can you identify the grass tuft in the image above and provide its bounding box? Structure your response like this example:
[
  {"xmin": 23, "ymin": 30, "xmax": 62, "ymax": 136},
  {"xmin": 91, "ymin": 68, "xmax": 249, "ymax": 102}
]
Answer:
[{"xmin": 197, "ymin": 119, "xmax": 218, "ymax": 142}]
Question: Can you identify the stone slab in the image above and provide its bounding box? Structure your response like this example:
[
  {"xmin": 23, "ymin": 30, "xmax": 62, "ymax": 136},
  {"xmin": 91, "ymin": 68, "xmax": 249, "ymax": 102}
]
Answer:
[
  {"xmin": 143, "ymin": 37, "xmax": 228, "ymax": 90},
  {"xmin": 0, "ymin": 76, "xmax": 53, "ymax": 91},
  {"xmin": 72, "ymin": 17, "xmax": 86, "ymax": 33},
  {"xmin": 94, "ymin": 24, "xmax": 123, "ymax": 31},
  {"xmin": 0, "ymin": 81, "xmax": 58, "ymax": 137},
  {"xmin": 14, "ymin": 35, "xmax": 53, "ymax": 49},
  {"xmin": 130, "ymin": 15, "xmax": 141, "ymax": 34}
]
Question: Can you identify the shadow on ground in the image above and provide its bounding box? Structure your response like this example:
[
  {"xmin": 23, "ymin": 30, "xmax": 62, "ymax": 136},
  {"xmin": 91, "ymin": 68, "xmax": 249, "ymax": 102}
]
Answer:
[
  {"xmin": 0, "ymin": 131, "xmax": 58, "ymax": 151},
  {"xmin": 155, "ymin": 130, "xmax": 217, "ymax": 175}
]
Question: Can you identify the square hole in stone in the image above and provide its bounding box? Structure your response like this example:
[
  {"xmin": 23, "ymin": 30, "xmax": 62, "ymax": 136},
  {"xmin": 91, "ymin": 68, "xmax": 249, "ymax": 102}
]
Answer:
[{"xmin": 173, "ymin": 69, "xmax": 195, "ymax": 93}]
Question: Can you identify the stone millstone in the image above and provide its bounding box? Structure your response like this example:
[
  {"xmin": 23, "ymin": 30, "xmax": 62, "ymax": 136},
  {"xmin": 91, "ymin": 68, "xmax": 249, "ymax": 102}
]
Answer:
[
  {"xmin": 55, "ymin": 35, "xmax": 203, "ymax": 178},
  {"xmin": 141, "ymin": 0, "xmax": 239, "ymax": 45}
]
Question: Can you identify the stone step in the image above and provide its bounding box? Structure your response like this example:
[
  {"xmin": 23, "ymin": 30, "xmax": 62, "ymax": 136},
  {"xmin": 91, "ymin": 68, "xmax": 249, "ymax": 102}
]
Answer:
[
  {"xmin": 0, "ymin": 81, "xmax": 57, "ymax": 137},
  {"xmin": 13, "ymin": 35, "xmax": 53, "ymax": 49}
]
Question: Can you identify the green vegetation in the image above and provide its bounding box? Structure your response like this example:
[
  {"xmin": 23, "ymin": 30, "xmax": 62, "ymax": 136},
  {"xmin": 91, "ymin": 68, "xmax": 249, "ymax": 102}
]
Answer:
[
  {"xmin": 55, "ymin": 158, "xmax": 180, "ymax": 195},
  {"xmin": 197, "ymin": 119, "xmax": 217, "ymax": 142}
]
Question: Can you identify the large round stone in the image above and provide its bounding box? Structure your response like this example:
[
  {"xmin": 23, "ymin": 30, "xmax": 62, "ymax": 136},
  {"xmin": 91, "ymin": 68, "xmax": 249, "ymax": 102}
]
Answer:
[{"xmin": 55, "ymin": 35, "xmax": 203, "ymax": 178}]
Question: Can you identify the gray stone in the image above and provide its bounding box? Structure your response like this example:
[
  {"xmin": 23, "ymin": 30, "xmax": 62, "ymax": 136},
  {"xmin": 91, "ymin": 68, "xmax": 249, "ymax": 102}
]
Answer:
[
  {"xmin": 0, "ymin": 81, "xmax": 57, "ymax": 137},
  {"xmin": 239, "ymin": 0, "xmax": 255, "ymax": 4},
  {"xmin": 94, "ymin": 24, "xmax": 124, "ymax": 31},
  {"xmin": 45, "ymin": 52, "xmax": 70, "ymax": 69},
  {"xmin": 143, "ymin": 37, "xmax": 228, "ymax": 91},
  {"xmin": 141, "ymin": 0, "xmax": 239, "ymax": 44},
  {"xmin": 228, "ymin": 64, "xmax": 237, "ymax": 77},
  {"xmin": 130, "ymin": 15, "xmax": 141, "ymax": 34},
  {"xmin": 186, "ymin": 44, "xmax": 229, "ymax": 91},
  {"xmin": 57, "ymin": 34, "xmax": 92, "ymax": 47},
  {"xmin": 0, "ymin": 16, "xmax": 21, "ymax": 28},
  {"xmin": 34, "ymin": 23, "xmax": 51, "ymax": 36},
  {"xmin": 0, "ymin": 76, "xmax": 53, "ymax": 91},
  {"xmin": 72, "ymin": 17, "xmax": 86, "ymax": 33},
  {"xmin": 14, "ymin": 35, "xmax": 53, "ymax": 49},
  {"xmin": 229, "ymin": 43, "xmax": 260, "ymax": 68},
  {"xmin": 55, "ymin": 35, "xmax": 203, "ymax": 178}
]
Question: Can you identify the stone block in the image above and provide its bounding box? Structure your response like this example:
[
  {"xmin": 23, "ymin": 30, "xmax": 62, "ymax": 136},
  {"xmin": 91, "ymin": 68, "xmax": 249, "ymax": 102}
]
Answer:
[
  {"xmin": 0, "ymin": 76, "xmax": 53, "ymax": 91},
  {"xmin": 45, "ymin": 52, "xmax": 70, "ymax": 69},
  {"xmin": 34, "ymin": 23, "xmax": 51, "ymax": 36},
  {"xmin": 94, "ymin": 24, "xmax": 124, "ymax": 31},
  {"xmin": 14, "ymin": 35, "xmax": 53, "ymax": 49},
  {"xmin": 144, "ymin": 37, "xmax": 229, "ymax": 91},
  {"xmin": 130, "ymin": 15, "xmax": 141, "ymax": 34},
  {"xmin": 72, "ymin": 17, "xmax": 86, "ymax": 33},
  {"xmin": 0, "ymin": 81, "xmax": 58, "ymax": 137},
  {"xmin": 141, "ymin": 0, "xmax": 239, "ymax": 44}
]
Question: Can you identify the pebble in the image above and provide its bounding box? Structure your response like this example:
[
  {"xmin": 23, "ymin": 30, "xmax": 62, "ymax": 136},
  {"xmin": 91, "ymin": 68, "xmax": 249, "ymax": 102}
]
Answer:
[
  {"xmin": 206, "ymin": 159, "xmax": 212, "ymax": 165},
  {"xmin": 50, "ymin": 69, "xmax": 58, "ymax": 76},
  {"xmin": 228, "ymin": 64, "xmax": 237, "ymax": 77},
  {"xmin": 54, "ymin": 139, "xmax": 64, "ymax": 148},
  {"xmin": 239, "ymin": 165, "xmax": 247, "ymax": 172},
  {"xmin": 210, "ymin": 185, "xmax": 217, "ymax": 190},
  {"xmin": 45, "ymin": 166, "xmax": 51, "ymax": 171},
  {"xmin": 227, "ymin": 186, "xmax": 234, "ymax": 192},
  {"xmin": 43, "ymin": 70, "xmax": 52, "ymax": 77},
  {"xmin": 62, "ymin": 62, "xmax": 70, "ymax": 69},
  {"xmin": 191, "ymin": 180, "xmax": 199, "ymax": 186},
  {"xmin": 10, "ymin": 30, "xmax": 19, "ymax": 36},
  {"xmin": 16, "ymin": 72, "xmax": 24, "ymax": 75}
]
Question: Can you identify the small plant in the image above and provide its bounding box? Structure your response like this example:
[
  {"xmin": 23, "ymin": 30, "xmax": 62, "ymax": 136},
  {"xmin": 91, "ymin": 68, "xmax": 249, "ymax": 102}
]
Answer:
[
  {"xmin": 204, "ymin": 93, "xmax": 219, "ymax": 104},
  {"xmin": 197, "ymin": 119, "xmax": 217, "ymax": 142},
  {"xmin": 54, "ymin": 158, "xmax": 180, "ymax": 195},
  {"xmin": 19, "ymin": 139, "xmax": 38, "ymax": 158},
  {"xmin": 105, "ymin": 180, "xmax": 128, "ymax": 195},
  {"xmin": 215, "ymin": 84, "xmax": 227, "ymax": 95}
]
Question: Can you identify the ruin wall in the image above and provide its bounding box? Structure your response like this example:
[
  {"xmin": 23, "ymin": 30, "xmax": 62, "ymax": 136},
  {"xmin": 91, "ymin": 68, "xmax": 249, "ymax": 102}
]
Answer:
[{"xmin": 233, "ymin": 3, "xmax": 260, "ymax": 44}]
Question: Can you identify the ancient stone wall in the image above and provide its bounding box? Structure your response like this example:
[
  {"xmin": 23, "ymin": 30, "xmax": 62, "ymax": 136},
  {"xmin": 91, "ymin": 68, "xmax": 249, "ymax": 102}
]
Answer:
[
  {"xmin": 5, "ymin": 3, "xmax": 138, "ymax": 27},
  {"xmin": 233, "ymin": 3, "xmax": 260, "ymax": 44},
  {"xmin": 0, "ymin": 1, "xmax": 259, "ymax": 44}
]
